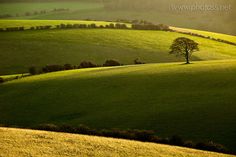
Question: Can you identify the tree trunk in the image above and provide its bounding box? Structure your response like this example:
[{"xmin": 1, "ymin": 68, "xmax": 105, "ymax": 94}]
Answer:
[{"xmin": 186, "ymin": 51, "xmax": 190, "ymax": 64}]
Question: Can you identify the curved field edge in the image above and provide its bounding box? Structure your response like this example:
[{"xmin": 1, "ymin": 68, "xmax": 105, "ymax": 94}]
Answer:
[{"xmin": 0, "ymin": 127, "xmax": 234, "ymax": 157}]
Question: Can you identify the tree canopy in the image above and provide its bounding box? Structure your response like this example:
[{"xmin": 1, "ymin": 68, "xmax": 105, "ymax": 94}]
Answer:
[{"xmin": 169, "ymin": 37, "xmax": 199, "ymax": 64}]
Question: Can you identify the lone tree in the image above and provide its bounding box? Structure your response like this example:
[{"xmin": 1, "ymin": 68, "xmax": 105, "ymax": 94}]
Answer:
[{"xmin": 169, "ymin": 37, "xmax": 199, "ymax": 64}]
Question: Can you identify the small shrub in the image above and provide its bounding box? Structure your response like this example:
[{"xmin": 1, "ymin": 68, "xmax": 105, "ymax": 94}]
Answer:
[
  {"xmin": 79, "ymin": 24, "xmax": 87, "ymax": 28},
  {"xmin": 36, "ymin": 124, "xmax": 59, "ymax": 131},
  {"xmin": 29, "ymin": 66, "xmax": 37, "ymax": 75},
  {"xmin": 42, "ymin": 65, "xmax": 64, "ymax": 73},
  {"xmin": 79, "ymin": 61, "xmax": 97, "ymax": 68},
  {"xmin": 73, "ymin": 24, "xmax": 80, "ymax": 28},
  {"xmin": 64, "ymin": 64, "xmax": 74, "ymax": 70},
  {"xmin": 19, "ymin": 27, "xmax": 24, "ymax": 31},
  {"xmin": 66, "ymin": 24, "xmax": 73, "ymax": 28},
  {"xmin": 109, "ymin": 23, "xmax": 115, "ymax": 28},
  {"xmin": 90, "ymin": 23, "xmax": 97, "ymax": 28},
  {"xmin": 169, "ymin": 135, "xmax": 184, "ymax": 146},
  {"xmin": 60, "ymin": 24, "xmax": 66, "ymax": 29},
  {"xmin": 103, "ymin": 60, "xmax": 121, "ymax": 66}
]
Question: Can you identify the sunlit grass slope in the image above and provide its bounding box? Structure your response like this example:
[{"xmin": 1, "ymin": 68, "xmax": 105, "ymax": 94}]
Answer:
[
  {"xmin": 0, "ymin": 23, "xmax": 236, "ymax": 74},
  {"xmin": 0, "ymin": 127, "xmax": 235, "ymax": 157},
  {"xmin": 1, "ymin": 60, "xmax": 236, "ymax": 151}
]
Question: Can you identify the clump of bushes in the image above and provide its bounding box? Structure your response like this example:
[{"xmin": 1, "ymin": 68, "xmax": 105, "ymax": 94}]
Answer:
[
  {"xmin": 64, "ymin": 64, "xmax": 74, "ymax": 70},
  {"xmin": 115, "ymin": 23, "xmax": 128, "ymax": 29},
  {"xmin": 56, "ymin": 23, "xmax": 98, "ymax": 29},
  {"xmin": 5, "ymin": 27, "xmax": 24, "ymax": 31},
  {"xmin": 29, "ymin": 66, "xmax": 37, "ymax": 75},
  {"xmin": 35, "ymin": 25, "xmax": 52, "ymax": 30},
  {"xmin": 42, "ymin": 65, "xmax": 64, "ymax": 73},
  {"xmin": 52, "ymin": 8, "xmax": 69, "ymax": 12},
  {"xmin": 79, "ymin": 61, "xmax": 97, "ymax": 68},
  {"xmin": 103, "ymin": 60, "xmax": 122, "ymax": 66},
  {"xmin": 32, "ymin": 123, "xmax": 232, "ymax": 155},
  {"xmin": 132, "ymin": 23, "xmax": 170, "ymax": 31}
]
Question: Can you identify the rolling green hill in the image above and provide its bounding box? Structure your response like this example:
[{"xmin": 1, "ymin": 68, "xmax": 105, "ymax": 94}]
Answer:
[
  {"xmin": 0, "ymin": 20, "xmax": 236, "ymax": 75},
  {"xmin": 1, "ymin": 127, "xmax": 234, "ymax": 157},
  {"xmin": 1, "ymin": 60, "xmax": 236, "ymax": 151}
]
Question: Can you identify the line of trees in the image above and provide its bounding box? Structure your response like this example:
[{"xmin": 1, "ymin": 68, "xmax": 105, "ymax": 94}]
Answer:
[
  {"xmin": 1, "ymin": 59, "xmax": 144, "ymax": 84},
  {"xmin": 132, "ymin": 23, "xmax": 170, "ymax": 31},
  {"xmin": 29, "ymin": 59, "xmax": 145, "ymax": 75},
  {"xmin": 0, "ymin": 23, "xmax": 171, "ymax": 32},
  {"xmin": 29, "ymin": 59, "xmax": 122, "ymax": 75},
  {"xmin": 1, "ymin": 123, "xmax": 230, "ymax": 155},
  {"xmin": 0, "ymin": 23, "xmax": 129, "ymax": 32}
]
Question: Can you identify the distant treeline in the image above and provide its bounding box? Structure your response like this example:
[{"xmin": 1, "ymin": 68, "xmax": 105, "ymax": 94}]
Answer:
[
  {"xmin": 0, "ymin": 22, "xmax": 171, "ymax": 32},
  {"xmin": 0, "ymin": 123, "xmax": 234, "ymax": 155},
  {"xmin": 0, "ymin": 23, "xmax": 128, "ymax": 32}
]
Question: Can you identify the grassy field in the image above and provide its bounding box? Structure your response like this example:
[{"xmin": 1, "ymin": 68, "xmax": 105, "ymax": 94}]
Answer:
[
  {"xmin": 1, "ymin": 60, "xmax": 236, "ymax": 151},
  {"xmin": 0, "ymin": 1, "xmax": 235, "ymax": 35},
  {"xmin": 0, "ymin": 127, "xmax": 235, "ymax": 157},
  {"xmin": 0, "ymin": 21, "xmax": 236, "ymax": 75}
]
